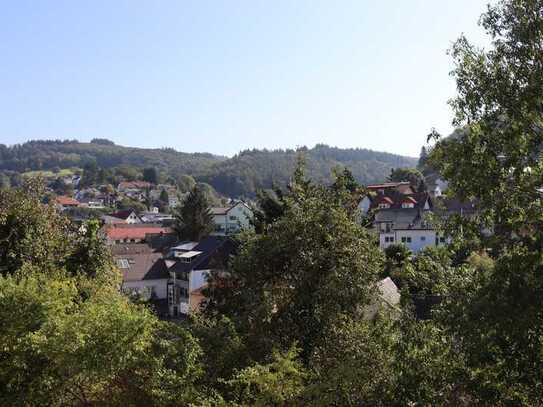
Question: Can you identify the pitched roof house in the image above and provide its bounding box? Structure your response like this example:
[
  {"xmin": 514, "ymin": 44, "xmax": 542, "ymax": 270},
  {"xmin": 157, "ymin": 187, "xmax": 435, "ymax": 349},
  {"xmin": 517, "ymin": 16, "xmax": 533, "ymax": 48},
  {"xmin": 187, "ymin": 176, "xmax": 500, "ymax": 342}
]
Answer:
[
  {"xmin": 55, "ymin": 195, "xmax": 80, "ymax": 209},
  {"xmin": 104, "ymin": 224, "xmax": 174, "ymax": 244},
  {"xmin": 105, "ymin": 209, "xmax": 141, "ymax": 224},
  {"xmin": 166, "ymin": 236, "xmax": 236, "ymax": 316},
  {"xmin": 211, "ymin": 202, "xmax": 253, "ymax": 235},
  {"xmin": 111, "ymin": 244, "xmax": 170, "ymax": 309}
]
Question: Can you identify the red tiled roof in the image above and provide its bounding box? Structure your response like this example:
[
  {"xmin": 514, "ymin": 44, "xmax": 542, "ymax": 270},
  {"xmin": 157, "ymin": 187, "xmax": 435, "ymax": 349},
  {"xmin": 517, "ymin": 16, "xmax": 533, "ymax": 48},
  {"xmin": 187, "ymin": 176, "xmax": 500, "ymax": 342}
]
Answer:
[
  {"xmin": 106, "ymin": 226, "xmax": 173, "ymax": 240},
  {"xmin": 55, "ymin": 196, "xmax": 80, "ymax": 206}
]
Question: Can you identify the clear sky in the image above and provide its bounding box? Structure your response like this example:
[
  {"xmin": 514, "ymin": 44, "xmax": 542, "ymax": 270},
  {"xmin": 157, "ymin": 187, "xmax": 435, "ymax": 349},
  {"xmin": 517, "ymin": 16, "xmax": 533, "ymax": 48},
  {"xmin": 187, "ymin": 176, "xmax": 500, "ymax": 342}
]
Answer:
[{"xmin": 0, "ymin": 0, "xmax": 490, "ymax": 157}]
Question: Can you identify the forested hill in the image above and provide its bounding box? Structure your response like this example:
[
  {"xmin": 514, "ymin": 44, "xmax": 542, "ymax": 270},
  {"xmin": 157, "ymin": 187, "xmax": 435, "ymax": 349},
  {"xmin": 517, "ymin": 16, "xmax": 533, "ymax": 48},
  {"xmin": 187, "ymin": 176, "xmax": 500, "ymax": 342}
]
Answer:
[
  {"xmin": 0, "ymin": 139, "xmax": 225, "ymax": 175},
  {"xmin": 200, "ymin": 144, "xmax": 418, "ymax": 196},
  {"xmin": 0, "ymin": 140, "xmax": 417, "ymax": 197}
]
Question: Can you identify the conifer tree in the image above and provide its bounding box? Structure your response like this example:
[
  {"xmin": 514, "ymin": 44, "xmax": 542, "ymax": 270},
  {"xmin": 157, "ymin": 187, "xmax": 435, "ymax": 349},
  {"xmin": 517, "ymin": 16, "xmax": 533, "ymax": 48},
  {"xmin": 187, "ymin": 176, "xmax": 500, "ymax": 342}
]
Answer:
[{"xmin": 173, "ymin": 185, "xmax": 215, "ymax": 241}]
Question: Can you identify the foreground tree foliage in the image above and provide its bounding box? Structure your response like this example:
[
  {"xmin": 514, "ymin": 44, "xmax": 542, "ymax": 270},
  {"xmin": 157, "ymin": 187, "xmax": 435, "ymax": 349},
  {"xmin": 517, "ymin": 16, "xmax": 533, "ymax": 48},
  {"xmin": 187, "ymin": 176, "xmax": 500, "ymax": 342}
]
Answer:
[
  {"xmin": 427, "ymin": 0, "xmax": 543, "ymax": 403},
  {"xmin": 0, "ymin": 182, "xmax": 205, "ymax": 406},
  {"xmin": 3, "ymin": 1, "xmax": 543, "ymax": 405}
]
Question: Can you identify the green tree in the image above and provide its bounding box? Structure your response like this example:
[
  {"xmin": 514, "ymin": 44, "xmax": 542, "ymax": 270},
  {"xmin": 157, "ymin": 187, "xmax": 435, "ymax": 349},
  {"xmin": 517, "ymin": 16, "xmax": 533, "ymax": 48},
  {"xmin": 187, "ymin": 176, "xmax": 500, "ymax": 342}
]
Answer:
[
  {"xmin": 173, "ymin": 185, "xmax": 214, "ymax": 241},
  {"xmin": 0, "ymin": 179, "xmax": 72, "ymax": 276},
  {"xmin": 80, "ymin": 161, "xmax": 99, "ymax": 188},
  {"xmin": 206, "ymin": 162, "xmax": 383, "ymax": 362},
  {"xmin": 388, "ymin": 167, "xmax": 426, "ymax": 192},
  {"xmin": 225, "ymin": 346, "xmax": 307, "ymax": 407},
  {"xmin": 143, "ymin": 167, "xmax": 159, "ymax": 184},
  {"xmin": 428, "ymin": 1, "xmax": 543, "ymax": 403},
  {"xmin": 159, "ymin": 188, "xmax": 169, "ymax": 205},
  {"xmin": 0, "ymin": 271, "xmax": 203, "ymax": 406}
]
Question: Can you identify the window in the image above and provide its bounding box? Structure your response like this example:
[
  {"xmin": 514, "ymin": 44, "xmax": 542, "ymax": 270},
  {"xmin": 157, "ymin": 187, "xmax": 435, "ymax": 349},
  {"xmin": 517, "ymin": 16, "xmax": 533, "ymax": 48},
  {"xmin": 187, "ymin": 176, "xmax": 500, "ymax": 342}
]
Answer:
[
  {"xmin": 401, "ymin": 237, "xmax": 412, "ymax": 243},
  {"xmin": 440, "ymin": 237, "xmax": 446, "ymax": 243},
  {"xmin": 378, "ymin": 203, "xmax": 390, "ymax": 209},
  {"xmin": 384, "ymin": 236, "xmax": 394, "ymax": 243},
  {"xmin": 420, "ymin": 236, "xmax": 426, "ymax": 241},
  {"xmin": 229, "ymin": 215, "xmax": 238, "ymax": 221},
  {"xmin": 402, "ymin": 203, "xmax": 414, "ymax": 209},
  {"xmin": 407, "ymin": 237, "xmax": 412, "ymax": 243},
  {"xmin": 116, "ymin": 259, "xmax": 129, "ymax": 269}
]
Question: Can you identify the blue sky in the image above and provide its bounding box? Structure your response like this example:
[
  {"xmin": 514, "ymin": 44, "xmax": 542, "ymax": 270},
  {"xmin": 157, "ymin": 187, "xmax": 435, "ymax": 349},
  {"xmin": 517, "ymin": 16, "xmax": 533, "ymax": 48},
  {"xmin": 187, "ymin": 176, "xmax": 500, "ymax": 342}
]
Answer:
[{"xmin": 0, "ymin": 0, "xmax": 489, "ymax": 157}]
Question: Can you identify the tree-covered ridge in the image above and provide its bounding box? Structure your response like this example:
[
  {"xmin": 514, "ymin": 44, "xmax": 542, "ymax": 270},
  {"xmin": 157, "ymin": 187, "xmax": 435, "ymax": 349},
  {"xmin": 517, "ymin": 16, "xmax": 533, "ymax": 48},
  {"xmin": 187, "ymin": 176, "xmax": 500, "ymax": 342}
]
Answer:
[
  {"xmin": 198, "ymin": 144, "xmax": 418, "ymax": 196},
  {"xmin": 0, "ymin": 139, "xmax": 225, "ymax": 174},
  {"xmin": 0, "ymin": 140, "xmax": 417, "ymax": 197}
]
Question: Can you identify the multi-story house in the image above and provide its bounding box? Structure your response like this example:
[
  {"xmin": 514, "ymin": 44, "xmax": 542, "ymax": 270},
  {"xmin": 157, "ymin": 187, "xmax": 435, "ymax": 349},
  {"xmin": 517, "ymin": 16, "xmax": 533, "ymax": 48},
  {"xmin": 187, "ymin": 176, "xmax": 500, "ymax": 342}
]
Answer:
[
  {"xmin": 165, "ymin": 236, "xmax": 236, "ymax": 317},
  {"xmin": 360, "ymin": 183, "xmax": 446, "ymax": 253},
  {"xmin": 211, "ymin": 202, "xmax": 253, "ymax": 235}
]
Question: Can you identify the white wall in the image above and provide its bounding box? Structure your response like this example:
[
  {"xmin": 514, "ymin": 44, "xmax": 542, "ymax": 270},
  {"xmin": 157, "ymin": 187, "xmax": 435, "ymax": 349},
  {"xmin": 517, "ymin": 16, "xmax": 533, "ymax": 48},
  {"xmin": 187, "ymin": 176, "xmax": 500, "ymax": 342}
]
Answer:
[
  {"xmin": 189, "ymin": 269, "xmax": 210, "ymax": 292},
  {"xmin": 212, "ymin": 203, "xmax": 253, "ymax": 235},
  {"xmin": 380, "ymin": 229, "xmax": 437, "ymax": 253},
  {"xmin": 122, "ymin": 278, "xmax": 168, "ymax": 299}
]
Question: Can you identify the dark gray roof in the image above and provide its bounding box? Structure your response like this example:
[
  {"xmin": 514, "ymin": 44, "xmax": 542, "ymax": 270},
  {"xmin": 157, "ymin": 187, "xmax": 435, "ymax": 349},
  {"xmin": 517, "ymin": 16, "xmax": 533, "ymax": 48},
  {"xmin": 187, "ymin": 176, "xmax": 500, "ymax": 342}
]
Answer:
[
  {"xmin": 374, "ymin": 208, "xmax": 433, "ymax": 230},
  {"xmin": 112, "ymin": 244, "xmax": 169, "ymax": 281},
  {"xmin": 169, "ymin": 236, "xmax": 237, "ymax": 275}
]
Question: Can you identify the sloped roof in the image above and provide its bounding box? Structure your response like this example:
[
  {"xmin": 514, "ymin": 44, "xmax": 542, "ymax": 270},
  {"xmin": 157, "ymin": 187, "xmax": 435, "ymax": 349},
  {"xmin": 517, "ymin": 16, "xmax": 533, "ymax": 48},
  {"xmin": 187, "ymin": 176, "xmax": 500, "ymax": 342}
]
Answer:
[
  {"xmin": 211, "ymin": 202, "xmax": 251, "ymax": 216},
  {"xmin": 211, "ymin": 207, "xmax": 231, "ymax": 215},
  {"xmin": 110, "ymin": 210, "xmax": 137, "ymax": 220},
  {"xmin": 370, "ymin": 192, "xmax": 431, "ymax": 211},
  {"xmin": 374, "ymin": 208, "xmax": 433, "ymax": 230},
  {"xmin": 367, "ymin": 182, "xmax": 411, "ymax": 189},
  {"xmin": 401, "ymin": 196, "xmax": 418, "ymax": 204},
  {"xmin": 112, "ymin": 244, "xmax": 169, "ymax": 281},
  {"xmin": 379, "ymin": 196, "xmax": 394, "ymax": 205},
  {"xmin": 56, "ymin": 196, "xmax": 80, "ymax": 206},
  {"xmin": 106, "ymin": 226, "xmax": 173, "ymax": 240},
  {"xmin": 170, "ymin": 236, "xmax": 237, "ymax": 275},
  {"xmin": 377, "ymin": 277, "xmax": 401, "ymax": 308}
]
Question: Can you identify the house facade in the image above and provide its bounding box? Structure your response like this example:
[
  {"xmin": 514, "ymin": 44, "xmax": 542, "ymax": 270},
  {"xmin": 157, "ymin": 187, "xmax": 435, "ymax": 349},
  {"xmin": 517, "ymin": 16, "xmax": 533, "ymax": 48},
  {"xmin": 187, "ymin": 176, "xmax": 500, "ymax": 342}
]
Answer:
[
  {"xmin": 211, "ymin": 202, "xmax": 253, "ymax": 235},
  {"xmin": 111, "ymin": 244, "xmax": 170, "ymax": 303},
  {"xmin": 361, "ymin": 185, "xmax": 442, "ymax": 253},
  {"xmin": 165, "ymin": 236, "xmax": 236, "ymax": 317}
]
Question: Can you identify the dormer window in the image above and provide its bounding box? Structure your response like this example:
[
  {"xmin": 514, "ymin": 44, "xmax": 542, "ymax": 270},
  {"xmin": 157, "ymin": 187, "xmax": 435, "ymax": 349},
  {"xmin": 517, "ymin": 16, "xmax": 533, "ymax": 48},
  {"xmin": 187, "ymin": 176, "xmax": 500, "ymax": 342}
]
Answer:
[
  {"xmin": 401, "ymin": 196, "xmax": 417, "ymax": 209},
  {"xmin": 116, "ymin": 259, "xmax": 129, "ymax": 269},
  {"xmin": 377, "ymin": 196, "xmax": 393, "ymax": 209}
]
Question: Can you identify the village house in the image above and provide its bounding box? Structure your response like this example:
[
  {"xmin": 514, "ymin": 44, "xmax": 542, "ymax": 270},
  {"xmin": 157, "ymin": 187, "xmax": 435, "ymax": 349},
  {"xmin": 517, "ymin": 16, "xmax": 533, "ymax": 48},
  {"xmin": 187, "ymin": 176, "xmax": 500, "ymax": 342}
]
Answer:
[
  {"xmin": 111, "ymin": 244, "xmax": 170, "ymax": 315},
  {"xmin": 359, "ymin": 183, "xmax": 444, "ymax": 253},
  {"xmin": 103, "ymin": 223, "xmax": 174, "ymax": 245},
  {"xmin": 55, "ymin": 195, "xmax": 80, "ymax": 210},
  {"xmin": 211, "ymin": 201, "xmax": 253, "ymax": 235},
  {"xmin": 101, "ymin": 209, "xmax": 141, "ymax": 224},
  {"xmin": 165, "ymin": 236, "xmax": 236, "ymax": 317}
]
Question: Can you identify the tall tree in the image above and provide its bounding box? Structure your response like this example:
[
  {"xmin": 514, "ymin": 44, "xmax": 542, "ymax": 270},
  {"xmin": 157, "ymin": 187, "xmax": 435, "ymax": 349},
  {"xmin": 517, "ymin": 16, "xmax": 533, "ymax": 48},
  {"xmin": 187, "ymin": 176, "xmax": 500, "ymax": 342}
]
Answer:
[
  {"xmin": 388, "ymin": 167, "xmax": 426, "ymax": 192},
  {"xmin": 172, "ymin": 185, "xmax": 214, "ymax": 241},
  {"xmin": 142, "ymin": 167, "xmax": 158, "ymax": 184},
  {"xmin": 428, "ymin": 0, "xmax": 543, "ymax": 403},
  {"xmin": 206, "ymin": 162, "xmax": 383, "ymax": 362}
]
